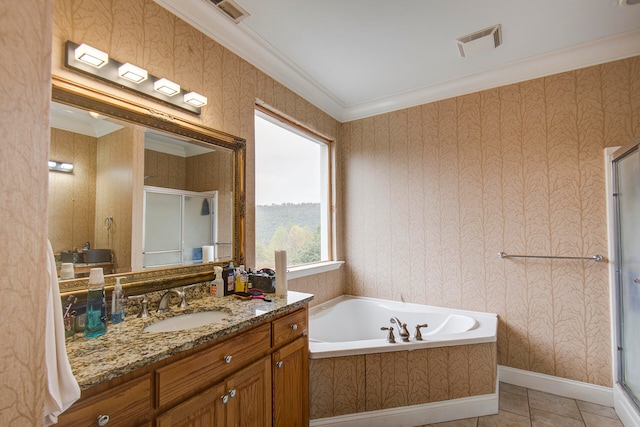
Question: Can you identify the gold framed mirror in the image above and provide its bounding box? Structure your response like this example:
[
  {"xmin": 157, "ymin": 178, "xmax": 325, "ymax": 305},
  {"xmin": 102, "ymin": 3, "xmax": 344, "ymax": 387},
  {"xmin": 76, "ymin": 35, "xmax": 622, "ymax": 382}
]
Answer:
[{"xmin": 51, "ymin": 76, "xmax": 245, "ymax": 295}]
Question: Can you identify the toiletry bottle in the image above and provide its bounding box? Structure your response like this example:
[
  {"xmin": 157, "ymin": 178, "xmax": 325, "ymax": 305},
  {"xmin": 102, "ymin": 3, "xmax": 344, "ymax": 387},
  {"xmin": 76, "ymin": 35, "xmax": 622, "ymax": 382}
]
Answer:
[
  {"xmin": 224, "ymin": 262, "xmax": 235, "ymax": 295},
  {"xmin": 111, "ymin": 277, "xmax": 125, "ymax": 324},
  {"xmin": 85, "ymin": 268, "xmax": 107, "ymax": 338},
  {"xmin": 235, "ymin": 265, "xmax": 245, "ymax": 293},
  {"xmin": 240, "ymin": 266, "xmax": 248, "ymax": 292},
  {"xmin": 212, "ymin": 266, "xmax": 224, "ymax": 297}
]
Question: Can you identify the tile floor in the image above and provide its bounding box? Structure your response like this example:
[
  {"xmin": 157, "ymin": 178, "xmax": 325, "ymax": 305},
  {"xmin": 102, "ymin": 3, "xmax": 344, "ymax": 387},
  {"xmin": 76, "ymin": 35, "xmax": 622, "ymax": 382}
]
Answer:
[{"xmin": 421, "ymin": 382, "xmax": 624, "ymax": 427}]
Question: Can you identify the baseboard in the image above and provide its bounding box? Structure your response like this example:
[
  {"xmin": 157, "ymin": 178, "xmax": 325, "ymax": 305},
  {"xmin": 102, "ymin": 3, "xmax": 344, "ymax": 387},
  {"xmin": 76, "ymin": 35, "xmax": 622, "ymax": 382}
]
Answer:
[
  {"xmin": 498, "ymin": 365, "xmax": 613, "ymax": 406},
  {"xmin": 309, "ymin": 393, "xmax": 498, "ymax": 427},
  {"xmin": 614, "ymin": 384, "xmax": 640, "ymax": 427}
]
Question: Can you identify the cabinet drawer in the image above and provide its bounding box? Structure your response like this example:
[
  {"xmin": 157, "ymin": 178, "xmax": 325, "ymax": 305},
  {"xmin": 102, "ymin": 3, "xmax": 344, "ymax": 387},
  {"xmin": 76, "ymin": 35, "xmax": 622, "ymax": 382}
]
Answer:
[
  {"xmin": 272, "ymin": 308, "xmax": 307, "ymax": 348},
  {"xmin": 156, "ymin": 323, "xmax": 271, "ymax": 408},
  {"xmin": 57, "ymin": 374, "xmax": 152, "ymax": 427}
]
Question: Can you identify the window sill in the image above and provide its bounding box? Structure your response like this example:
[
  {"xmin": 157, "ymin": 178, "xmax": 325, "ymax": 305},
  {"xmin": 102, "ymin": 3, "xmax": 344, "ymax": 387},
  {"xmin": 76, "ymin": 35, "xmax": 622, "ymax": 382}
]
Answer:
[{"xmin": 287, "ymin": 261, "xmax": 344, "ymax": 280}]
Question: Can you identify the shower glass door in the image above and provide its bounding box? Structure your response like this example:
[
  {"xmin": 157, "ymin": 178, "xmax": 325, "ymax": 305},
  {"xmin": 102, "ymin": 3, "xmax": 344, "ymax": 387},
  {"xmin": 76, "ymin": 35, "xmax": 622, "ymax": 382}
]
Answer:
[
  {"xmin": 143, "ymin": 187, "xmax": 217, "ymax": 269},
  {"xmin": 614, "ymin": 145, "xmax": 640, "ymax": 408}
]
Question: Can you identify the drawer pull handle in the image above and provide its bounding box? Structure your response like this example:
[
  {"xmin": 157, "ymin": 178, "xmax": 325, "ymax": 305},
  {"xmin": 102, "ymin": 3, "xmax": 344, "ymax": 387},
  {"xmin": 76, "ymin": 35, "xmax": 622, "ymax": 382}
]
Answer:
[
  {"xmin": 229, "ymin": 389, "xmax": 237, "ymax": 398},
  {"xmin": 97, "ymin": 414, "xmax": 110, "ymax": 426},
  {"xmin": 291, "ymin": 324, "xmax": 298, "ymax": 331},
  {"xmin": 276, "ymin": 361, "xmax": 284, "ymax": 369},
  {"xmin": 221, "ymin": 394, "xmax": 229, "ymax": 404},
  {"xmin": 224, "ymin": 355, "xmax": 233, "ymax": 364}
]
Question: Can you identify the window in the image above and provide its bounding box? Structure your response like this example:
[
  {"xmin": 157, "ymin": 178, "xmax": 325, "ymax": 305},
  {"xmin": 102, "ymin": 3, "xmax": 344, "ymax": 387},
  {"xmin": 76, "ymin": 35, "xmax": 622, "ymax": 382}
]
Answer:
[{"xmin": 254, "ymin": 108, "xmax": 331, "ymax": 270}]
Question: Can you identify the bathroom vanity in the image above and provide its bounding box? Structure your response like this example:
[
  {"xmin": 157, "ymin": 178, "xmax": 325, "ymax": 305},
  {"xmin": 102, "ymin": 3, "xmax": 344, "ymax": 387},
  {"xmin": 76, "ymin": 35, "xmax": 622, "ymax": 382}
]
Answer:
[{"xmin": 57, "ymin": 291, "xmax": 312, "ymax": 426}]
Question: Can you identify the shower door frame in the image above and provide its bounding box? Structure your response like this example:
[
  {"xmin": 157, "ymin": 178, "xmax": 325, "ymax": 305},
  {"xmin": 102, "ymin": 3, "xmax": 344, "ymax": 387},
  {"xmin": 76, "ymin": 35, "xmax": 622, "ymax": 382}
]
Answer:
[{"xmin": 607, "ymin": 139, "xmax": 640, "ymax": 426}]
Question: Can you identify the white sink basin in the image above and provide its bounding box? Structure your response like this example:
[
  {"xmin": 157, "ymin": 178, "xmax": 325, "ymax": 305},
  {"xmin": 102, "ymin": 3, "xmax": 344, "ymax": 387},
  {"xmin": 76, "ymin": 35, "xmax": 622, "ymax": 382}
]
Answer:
[{"xmin": 144, "ymin": 311, "xmax": 229, "ymax": 333}]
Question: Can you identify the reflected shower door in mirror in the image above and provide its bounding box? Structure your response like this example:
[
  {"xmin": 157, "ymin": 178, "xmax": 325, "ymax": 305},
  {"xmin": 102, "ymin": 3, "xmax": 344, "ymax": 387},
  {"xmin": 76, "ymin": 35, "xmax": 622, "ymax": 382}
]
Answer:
[
  {"xmin": 143, "ymin": 188, "xmax": 224, "ymax": 269},
  {"xmin": 48, "ymin": 100, "xmax": 235, "ymax": 276}
]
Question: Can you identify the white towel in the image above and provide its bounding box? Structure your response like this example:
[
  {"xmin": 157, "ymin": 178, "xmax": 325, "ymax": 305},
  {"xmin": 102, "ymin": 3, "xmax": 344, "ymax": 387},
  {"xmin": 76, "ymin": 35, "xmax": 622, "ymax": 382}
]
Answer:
[{"xmin": 44, "ymin": 240, "xmax": 80, "ymax": 426}]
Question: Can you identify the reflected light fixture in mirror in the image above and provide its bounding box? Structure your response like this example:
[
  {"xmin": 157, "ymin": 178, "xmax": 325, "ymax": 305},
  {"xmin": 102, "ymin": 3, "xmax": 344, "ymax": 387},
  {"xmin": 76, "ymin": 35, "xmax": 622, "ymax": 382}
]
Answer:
[{"xmin": 48, "ymin": 160, "xmax": 74, "ymax": 173}]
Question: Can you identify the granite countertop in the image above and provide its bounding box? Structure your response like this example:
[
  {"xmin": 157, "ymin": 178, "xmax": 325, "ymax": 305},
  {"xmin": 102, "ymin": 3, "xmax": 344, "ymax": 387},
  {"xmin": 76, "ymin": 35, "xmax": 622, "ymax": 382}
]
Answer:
[{"xmin": 65, "ymin": 290, "xmax": 314, "ymax": 390}]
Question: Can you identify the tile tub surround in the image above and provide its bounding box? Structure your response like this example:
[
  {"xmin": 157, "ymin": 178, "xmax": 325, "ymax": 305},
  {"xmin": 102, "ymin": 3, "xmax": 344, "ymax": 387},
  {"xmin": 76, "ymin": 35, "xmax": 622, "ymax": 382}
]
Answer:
[
  {"xmin": 310, "ymin": 342, "xmax": 497, "ymax": 419},
  {"xmin": 64, "ymin": 290, "xmax": 313, "ymax": 389}
]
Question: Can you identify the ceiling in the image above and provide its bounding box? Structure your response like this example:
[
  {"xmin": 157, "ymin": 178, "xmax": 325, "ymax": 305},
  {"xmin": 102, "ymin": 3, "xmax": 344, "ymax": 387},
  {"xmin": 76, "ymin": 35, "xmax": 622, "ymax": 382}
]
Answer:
[{"xmin": 155, "ymin": 0, "xmax": 640, "ymax": 122}]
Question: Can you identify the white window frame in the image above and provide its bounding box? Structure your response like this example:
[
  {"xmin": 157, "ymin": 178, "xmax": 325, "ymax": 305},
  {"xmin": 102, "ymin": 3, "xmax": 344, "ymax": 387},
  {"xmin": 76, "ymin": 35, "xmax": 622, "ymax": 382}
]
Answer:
[{"xmin": 254, "ymin": 105, "xmax": 337, "ymax": 274}]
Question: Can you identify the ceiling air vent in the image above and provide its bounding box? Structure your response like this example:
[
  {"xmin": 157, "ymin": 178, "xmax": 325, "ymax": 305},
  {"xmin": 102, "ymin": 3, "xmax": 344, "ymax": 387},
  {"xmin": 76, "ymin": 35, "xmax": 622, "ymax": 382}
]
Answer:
[
  {"xmin": 619, "ymin": 0, "xmax": 640, "ymax": 5},
  {"xmin": 456, "ymin": 24, "xmax": 502, "ymax": 58},
  {"xmin": 209, "ymin": 0, "xmax": 249, "ymax": 23}
]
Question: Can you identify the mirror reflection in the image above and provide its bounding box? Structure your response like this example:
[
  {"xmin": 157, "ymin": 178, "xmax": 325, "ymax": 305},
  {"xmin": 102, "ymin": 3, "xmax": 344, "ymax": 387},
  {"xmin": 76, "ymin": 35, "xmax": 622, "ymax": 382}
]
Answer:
[{"xmin": 48, "ymin": 101, "xmax": 234, "ymax": 278}]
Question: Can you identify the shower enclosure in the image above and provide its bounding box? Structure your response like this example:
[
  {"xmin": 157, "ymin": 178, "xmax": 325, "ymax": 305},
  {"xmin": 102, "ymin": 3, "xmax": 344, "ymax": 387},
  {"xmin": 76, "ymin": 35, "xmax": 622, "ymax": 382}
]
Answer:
[
  {"xmin": 143, "ymin": 186, "xmax": 218, "ymax": 269},
  {"xmin": 611, "ymin": 140, "xmax": 640, "ymax": 419}
]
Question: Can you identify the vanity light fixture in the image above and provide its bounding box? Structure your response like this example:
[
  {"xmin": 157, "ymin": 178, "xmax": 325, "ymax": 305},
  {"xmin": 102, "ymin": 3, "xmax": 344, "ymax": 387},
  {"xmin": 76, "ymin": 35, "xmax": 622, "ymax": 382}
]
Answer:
[
  {"xmin": 154, "ymin": 78, "xmax": 180, "ymax": 97},
  {"xmin": 184, "ymin": 91, "xmax": 208, "ymax": 107},
  {"xmin": 118, "ymin": 62, "xmax": 148, "ymax": 83},
  {"xmin": 64, "ymin": 41, "xmax": 204, "ymax": 114},
  {"xmin": 49, "ymin": 160, "xmax": 74, "ymax": 173},
  {"xmin": 74, "ymin": 43, "xmax": 109, "ymax": 68}
]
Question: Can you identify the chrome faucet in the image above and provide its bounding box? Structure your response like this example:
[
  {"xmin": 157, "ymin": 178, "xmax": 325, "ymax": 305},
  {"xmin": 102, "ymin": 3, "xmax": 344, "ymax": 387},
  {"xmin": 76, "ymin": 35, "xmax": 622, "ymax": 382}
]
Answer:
[
  {"xmin": 390, "ymin": 317, "xmax": 410, "ymax": 342},
  {"xmin": 157, "ymin": 288, "xmax": 185, "ymax": 312}
]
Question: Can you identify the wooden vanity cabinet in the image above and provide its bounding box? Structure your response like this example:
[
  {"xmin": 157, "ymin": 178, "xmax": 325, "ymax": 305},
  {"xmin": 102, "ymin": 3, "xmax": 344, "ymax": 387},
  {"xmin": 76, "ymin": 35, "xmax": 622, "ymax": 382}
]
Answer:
[{"xmin": 58, "ymin": 304, "xmax": 308, "ymax": 427}]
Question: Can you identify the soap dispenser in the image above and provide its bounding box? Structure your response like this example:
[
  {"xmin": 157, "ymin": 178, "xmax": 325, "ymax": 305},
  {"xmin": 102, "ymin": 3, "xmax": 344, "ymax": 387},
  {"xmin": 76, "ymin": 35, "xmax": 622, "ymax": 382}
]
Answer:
[
  {"xmin": 85, "ymin": 268, "xmax": 107, "ymax": 338},
  {"xmin": 111, "ymin": 277, "xmax": 125, "ymax": 324}
]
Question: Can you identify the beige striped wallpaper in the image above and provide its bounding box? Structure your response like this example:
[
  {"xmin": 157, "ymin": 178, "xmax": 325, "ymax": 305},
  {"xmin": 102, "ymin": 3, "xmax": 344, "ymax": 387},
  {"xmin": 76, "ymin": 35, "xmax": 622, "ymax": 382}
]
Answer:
[
  {"xmin": 341, "ymin": 57, "xmax": 640, "ymax": 387},
  {"xmin": 47, "ymin": 0, "xmax": 640, "ymax": 392}
]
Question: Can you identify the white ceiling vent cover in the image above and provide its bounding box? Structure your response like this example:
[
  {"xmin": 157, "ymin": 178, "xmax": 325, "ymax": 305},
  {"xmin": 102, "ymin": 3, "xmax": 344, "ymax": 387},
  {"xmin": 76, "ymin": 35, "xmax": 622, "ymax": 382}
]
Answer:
[
  {"xmin": 208, "ymin": 0, "xmax": 249, "ymax": 23},
  {"xmin": 456, "ymin": 24, "xmax": 502, "ymax": 58}
]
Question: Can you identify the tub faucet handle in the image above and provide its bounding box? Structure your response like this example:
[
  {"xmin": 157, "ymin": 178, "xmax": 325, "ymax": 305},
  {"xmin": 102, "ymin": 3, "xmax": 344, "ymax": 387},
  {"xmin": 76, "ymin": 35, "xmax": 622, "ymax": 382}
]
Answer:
[
  {"xmin": 414, "ymin": 323, "xmax": 428, "ymax": 341},
  {"xmin": 381, "ymin": 326, "xmax": 396, "ymax": 343}
]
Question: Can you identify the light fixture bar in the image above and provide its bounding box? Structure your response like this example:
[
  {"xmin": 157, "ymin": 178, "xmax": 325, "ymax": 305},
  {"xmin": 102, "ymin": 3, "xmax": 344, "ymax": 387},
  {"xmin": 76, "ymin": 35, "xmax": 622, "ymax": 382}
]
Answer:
[
  {"xmin": 118, "ymin": 62, "xmax": 148, "ymax": 83},
  {"xmin": 49, "ymin": 160, "xmax": 74, "ymax": 173},
  {"xmin": 64, "ymin": 41, "xmax": 202, "ymax": 114}
]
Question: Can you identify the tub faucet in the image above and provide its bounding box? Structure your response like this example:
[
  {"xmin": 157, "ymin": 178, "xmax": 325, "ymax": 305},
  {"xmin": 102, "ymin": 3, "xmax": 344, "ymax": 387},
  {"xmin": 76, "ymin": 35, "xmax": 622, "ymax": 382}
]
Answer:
[
  {"xmin": 391, "ymin": 317, "xmax": 410, "ymax": 342},
  {"xmin": 157, "ymin": 288, "xmax": 185, "ymax": 312}
]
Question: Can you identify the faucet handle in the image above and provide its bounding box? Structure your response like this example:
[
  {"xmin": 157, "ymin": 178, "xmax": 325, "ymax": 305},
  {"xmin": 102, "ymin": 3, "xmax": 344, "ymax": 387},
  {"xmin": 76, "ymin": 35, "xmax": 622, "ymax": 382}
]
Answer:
[
  {"xmin": 179, "ymin": 284, "xmax": 199, "ymax": 308},
  {"xmin": 381, "ymin": 326, "xmax": 396, "ymax": 343},
  {"xmin": 414, "ymin": 323, "xmax": 428, "ymax": 341},
  {"xmin": 129, "ymin": 294, "xmax": 150, "ymax": 318}
]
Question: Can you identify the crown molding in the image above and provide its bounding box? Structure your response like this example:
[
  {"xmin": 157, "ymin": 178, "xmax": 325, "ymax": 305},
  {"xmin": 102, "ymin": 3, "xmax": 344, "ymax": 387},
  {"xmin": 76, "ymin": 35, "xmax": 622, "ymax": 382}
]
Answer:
[
  {"xmin": 155, "ymin": 0, "xmax": 640, "ymax": 123},
  {"xmin": 341, "ymin": 29, "xmax": 640, "ymax": 121},
  {"xmin": 153, "ymin": 0, "xmax": 346, "ymax": 121}
]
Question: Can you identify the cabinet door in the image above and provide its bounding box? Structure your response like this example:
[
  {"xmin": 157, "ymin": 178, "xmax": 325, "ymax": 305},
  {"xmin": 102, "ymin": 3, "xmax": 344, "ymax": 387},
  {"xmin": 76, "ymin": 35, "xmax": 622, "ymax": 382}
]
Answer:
[
  {"xmin": 156, "ymin": 382, "xmax": 226, "ymax": 427},
  {"xmin": 272, "ymin": 337, "xmax": 308, "ymax": 427},
  {"xmin": 226, "ymin": 356, "xmax": 272, "ymax": 427}
]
